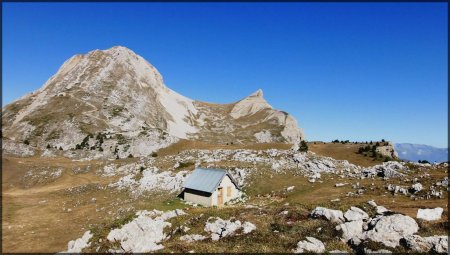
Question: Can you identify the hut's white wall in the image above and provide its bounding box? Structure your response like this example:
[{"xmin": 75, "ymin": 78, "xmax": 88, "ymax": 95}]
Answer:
[
  {"xmin": 184, "ymin": 192, "xmax": 212, "ymax": 207},
  {"xmin": 211, "ymin": 175, "xmax": 239, "ymax": 206}
]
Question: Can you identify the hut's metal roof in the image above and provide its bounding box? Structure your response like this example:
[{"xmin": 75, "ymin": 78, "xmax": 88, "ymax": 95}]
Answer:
[{"xmin": 182, "ymin": 168, "xmax": 239, "ymax": 193}]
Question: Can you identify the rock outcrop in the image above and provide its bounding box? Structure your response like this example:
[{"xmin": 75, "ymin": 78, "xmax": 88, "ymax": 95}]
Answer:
[{"xmin": 376, "ymin": 142, "xmax": 398, "ymax": 159}]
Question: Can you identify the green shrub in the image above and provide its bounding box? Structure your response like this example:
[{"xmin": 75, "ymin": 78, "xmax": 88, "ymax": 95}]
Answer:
[
  {"xmin": 299, "ymin": 141, "xmax": 308, "ymax": 152},
  {"xmin": 177, "ymin": 161, "xmax": 195, "ymax": 169},
  {"xmin": 115, "ymin": 134, "xmax": 126, "ymax": 145},
  {"xmin": 23, "ymin": 140, "xmax": 30, "ymax": 145}
]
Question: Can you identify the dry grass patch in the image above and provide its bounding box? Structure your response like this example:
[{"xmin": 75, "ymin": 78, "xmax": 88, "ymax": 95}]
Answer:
[{"xmin": 308, "ymin": 142, "xmax": 385, "ymax": 167}]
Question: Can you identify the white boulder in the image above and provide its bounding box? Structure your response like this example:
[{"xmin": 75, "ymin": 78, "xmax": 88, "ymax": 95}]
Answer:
[
  {"xmin": 179, "ymin": 234, "xmax": 207, "ymax": 243},
  {"xmin": 293, "ymin": 237, "xmax": 325, "ymax": 253},
  {"xmin": 376, "ymin": 206, "xmax": 389, "ymax": 215},
  {"xmin": 336, "ymin": 220, "xmax": 364, "ymax": 242},
  {"xmin": 286, "ymin": 186, "xmax": 295, "ymax": 192},
  {"xmin": 242, "ymin": 221, "xmax": 257, "ymax": 234},
  {"xmin": 204, "ymin": 217, "xmax": 255, "ymax": 241},
  {"xmin": 417, "ymin": 207, "xmax": 443, "ymax": 221},
  {"xmin": 367, "ymin": 200, "xmax": 377, "ymax": 207},
  {"xmin": 310, "ymin": 207, "xmax": 344, "ymax": 223},
  {"xmin": 344, "ymin": 207, "xmax": 369, "ymax": 222},
  {"xmin": 329, "ymin": 250, "xmax": 349, "ymax": 253},
  {"xmin": 363, "ymin": 214, "xmax": 419, "ymax": 247},
  {"xmin": 401, "ymin": 235, "xmax": 448, "ymax": 253},
  {"xmin": 364, "ymin": 248, "xmax": 392, "ymax": 253},
  {"xmin": 66, "ymin": 231, "xmax": 93, "ymax": 253},
  {"xmin": 411, "ymin": 183, "xmax": 423, "ymax": 193}
]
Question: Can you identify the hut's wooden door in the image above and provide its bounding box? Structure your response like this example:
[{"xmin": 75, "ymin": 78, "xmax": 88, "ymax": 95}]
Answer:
[{"xmin": 217, "ymin": 187, "xmax": 223, "ymax": 205}]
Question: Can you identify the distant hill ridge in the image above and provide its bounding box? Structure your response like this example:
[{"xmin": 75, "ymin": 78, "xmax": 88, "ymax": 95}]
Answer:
[{"xmin": 395, "ymin": 143, "xmax": 448, "ymax": 163}]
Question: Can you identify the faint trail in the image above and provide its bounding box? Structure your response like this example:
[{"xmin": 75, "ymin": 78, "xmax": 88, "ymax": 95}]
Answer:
[{"xmin": 4, "ymin": 172, "xmax": 110, "ymax": 197}]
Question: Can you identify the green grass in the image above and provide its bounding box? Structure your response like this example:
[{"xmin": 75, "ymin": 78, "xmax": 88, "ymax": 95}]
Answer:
[{"xmin": 176, "ymin": 161, "xmax": 195, "ymax": 170}]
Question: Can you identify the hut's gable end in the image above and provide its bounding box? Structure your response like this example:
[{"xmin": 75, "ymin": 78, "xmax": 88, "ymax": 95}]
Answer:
[{"xmin": 212, "ymin": 175, "xmax": 240, "ymax": 205}]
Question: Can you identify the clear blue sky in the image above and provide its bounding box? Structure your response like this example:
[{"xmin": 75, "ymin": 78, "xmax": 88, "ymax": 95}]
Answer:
[{"xmin": 3, "ymin": 3, "xmax": 448, "ymax": 148}]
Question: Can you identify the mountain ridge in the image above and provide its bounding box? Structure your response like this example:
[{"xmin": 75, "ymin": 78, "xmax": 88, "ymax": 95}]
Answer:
[{"xmin": 2, "ymin": 46, "xmax": 304, "ymax": 158}]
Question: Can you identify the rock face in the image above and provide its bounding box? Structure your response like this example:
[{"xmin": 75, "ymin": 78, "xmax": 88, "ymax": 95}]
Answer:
[
  {"xmin": 2, "ymin": 46, "xmax": 304, "ymax": 158},
  {"xmin": 416, "ymin": 207, "xmax": 443, "ymax": 221}
]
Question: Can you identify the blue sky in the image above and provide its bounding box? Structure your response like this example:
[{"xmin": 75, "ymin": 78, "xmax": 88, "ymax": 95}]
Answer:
[{"xmin": 3, "ymin": 3, "xmax": 448, "ymax": 148}]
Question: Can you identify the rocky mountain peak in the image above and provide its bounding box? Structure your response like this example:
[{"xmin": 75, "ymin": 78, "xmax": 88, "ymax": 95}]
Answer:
[
  {"xmin": 249, "ymin": 89, "xmax": 264, "ymax": 98},
  {"xmin": 229, "ymin": 89, "xmax": 272, "ymax": 119},
  {"xmin": 2, "ymin": 46, "xmax": 304, "ymax": 158}
]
